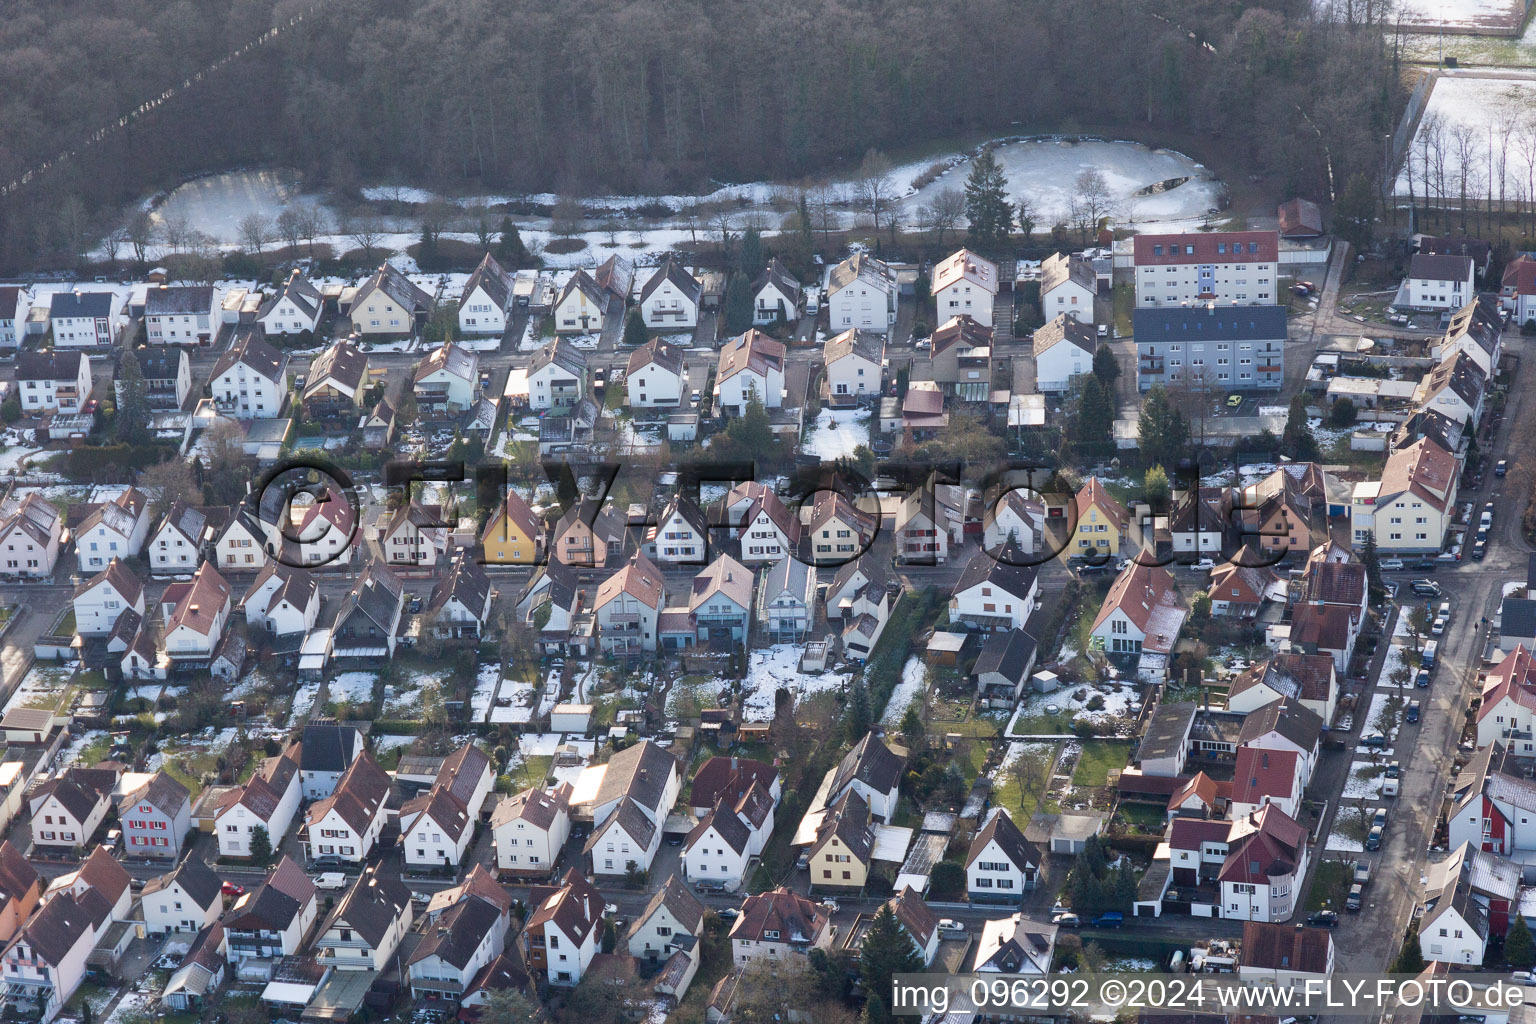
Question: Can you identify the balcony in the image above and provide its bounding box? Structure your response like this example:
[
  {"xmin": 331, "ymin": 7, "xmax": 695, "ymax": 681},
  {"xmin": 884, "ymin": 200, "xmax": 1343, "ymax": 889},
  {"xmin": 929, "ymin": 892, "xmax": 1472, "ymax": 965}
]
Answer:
[{"xmin": 1257, "ymin": 364, "xmax": 1282, "ymax": 374}]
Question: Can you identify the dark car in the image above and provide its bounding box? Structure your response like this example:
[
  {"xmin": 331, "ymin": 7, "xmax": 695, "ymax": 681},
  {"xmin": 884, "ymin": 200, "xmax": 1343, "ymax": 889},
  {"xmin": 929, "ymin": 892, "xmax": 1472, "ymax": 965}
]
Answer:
[
  {"xmin": 1306, "ymin": 910, "xmax": 1339, "ymax": 927},
  {"xmin": 1497, "ymin": 460, "xmax": 1508, "ymax": 477},
  {"xmin": 1406, "ymin": 700, "xmax": 1421, "ymax": 724},
  {"xmin": 1409, "ymin": 560, "xmax": 1438, "ymax": 571},
  {"xmin": 1093, "ymin": 912, "xmax": 1125, "ymax": 928},
  {"xmin": 1416, "ymin": 669, "xmax": 1431, "ymax": 688},
  {"xmin": 1366, "ymin": 825, "xmax": 1384, "ymax": 851},
  {"xmin": 1346, "ymin": 884, "xmax": 1364, "ymax": 912},
  {"xmin": 1410, "ymin": 580, "xmax": 1442, "ymax": 597},
  {"xmin": 1473, "ymin": 539, "xmax": 1487, "ymax": 560}
]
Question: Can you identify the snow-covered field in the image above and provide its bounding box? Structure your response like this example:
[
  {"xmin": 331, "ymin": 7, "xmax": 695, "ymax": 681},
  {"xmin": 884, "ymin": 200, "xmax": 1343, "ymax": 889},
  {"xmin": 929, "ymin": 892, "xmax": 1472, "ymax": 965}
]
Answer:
[
  {"xmin": 471, "ymin": 663, "xmax": 501, "ymax": 723},
  {"xmin": 880, "ymin": 657, "xmax": 926, "ymax": 725},
  {"xmin": 743, "ymin": 645, "xmax": 851, "ymax": 720},
  {"xmin": 4, "ymin": 665, "xmax": 75, "ymax": 714},
  {"xmin": 1009, "ymin": 682, "xmax": 1143, "ymax": 735},
  {"xmin": 1342, "ymin": 760, "xmax": 1386, "ymax": 800},
  {"xmin": 1334, "ymin": 0, "xmax": 1529, "ymax": 32},
  {"xmin": 1396, "ymin": 74, "xmax": 1536, "ymax": 201},
  {"xmin": 804, "ymin": 408, "xmax": 871, "ymax": 461},
  {"xmin": 151, "ymin": 169, "xmax": 327, "ymax": 243}
]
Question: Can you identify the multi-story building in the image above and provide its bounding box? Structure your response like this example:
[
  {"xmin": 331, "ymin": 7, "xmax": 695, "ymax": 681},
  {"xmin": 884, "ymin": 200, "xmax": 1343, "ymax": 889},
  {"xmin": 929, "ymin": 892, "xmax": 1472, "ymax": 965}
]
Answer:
[
  {"xmin": 1133, "ymin": 305, "xmax": 1286, "ymax": 391},
  {"xmin": 1132, "ymin": 231, "xmax": 1279, "ymax": 307}
]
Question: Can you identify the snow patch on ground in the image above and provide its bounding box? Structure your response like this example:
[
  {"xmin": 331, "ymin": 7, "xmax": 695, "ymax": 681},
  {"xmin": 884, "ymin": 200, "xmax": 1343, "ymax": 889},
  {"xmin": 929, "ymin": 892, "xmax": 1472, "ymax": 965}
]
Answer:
[
  {"xmin": 4, "ymin": 665, "xmax": 75, "ymax": 714},
  {"xmin": 1342, "ymin": 760, "xmax": 1385, "ymax": 800},
  {"xmin": 1396, "ymin": 75, "xmax": 1536, "ymax": 200},
  {"xmin": 1009, "ymin": 681, "xmax": 1143, "ymax": 735},
  {"xmin": 803, "ymin": 408, "xmax": 871, "ymax": 461},
  {"xmin": 881, "ymin": 657, "xmax": 926, "ymax": 725},
  {"xmin": 471, "ymin": 663, "xmax": 501, "ymax": 723},
  {"xmin": 328, "ymin": 672, "xmax": 377, "ymax": 704},
  {"xmin": 1325, "ymin": 829, "xmax": 1366, "ymax": 854},
  {"xmin": 742, "ymin": 644, "xmax": 851, "ymax": 720},
  {"xmin": 373, "ymin": 733, "xmax": 417, "ymax": 752}
]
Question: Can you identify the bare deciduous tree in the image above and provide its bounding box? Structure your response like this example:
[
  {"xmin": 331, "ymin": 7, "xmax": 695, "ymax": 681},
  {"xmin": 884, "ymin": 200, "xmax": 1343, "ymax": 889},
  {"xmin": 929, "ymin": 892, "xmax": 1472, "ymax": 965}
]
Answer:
[
  {"xmin": 1073, "ymin": 168, "xmax": 1113, "ymax": 241},
  {"xmin": 343, "ymin": 214, "xmax": 387, "ymax": 264},
  {"xmin": 925, "ymin": 189, "xmax": 965, "ymax": 244},
  {"xmin": 276, "ymin": 208, "xmax": 304, "ymax": 254},
  {"xmin": 238, "ymin": 213, "xmax": 274, "ymax": 257},
  {"xmin": 852, "ymin": 148, "xmax": 896, "ymax": 235},
  {"xmin": 101, "ymin": 228, "xmax": 127, "ymax": 264},
  {"xmin": 126, "ymin": 210, "xmax": 155, "ymax": 264},
  {"xmin": 160, "ymin": 213, "xmax": 193, "ymax": 255}
]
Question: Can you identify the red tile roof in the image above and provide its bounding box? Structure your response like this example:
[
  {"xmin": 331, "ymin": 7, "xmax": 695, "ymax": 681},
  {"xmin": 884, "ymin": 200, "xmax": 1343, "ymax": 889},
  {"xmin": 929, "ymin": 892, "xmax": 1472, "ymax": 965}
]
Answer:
[{"xmin": 1133, "ymin": 231, "xmax": 1279, "ymax": 266}]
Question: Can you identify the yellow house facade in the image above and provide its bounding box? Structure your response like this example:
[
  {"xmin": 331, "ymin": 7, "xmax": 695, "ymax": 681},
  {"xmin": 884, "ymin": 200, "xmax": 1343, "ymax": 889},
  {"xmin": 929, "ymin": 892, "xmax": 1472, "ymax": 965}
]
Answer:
[
  {"xmin": 482, "ymin": 492, "xmax": 543, "ymax": 565},
  {"xmin": 1059, "ymin": 477, "xmax": 1129, "ymax": 562}
]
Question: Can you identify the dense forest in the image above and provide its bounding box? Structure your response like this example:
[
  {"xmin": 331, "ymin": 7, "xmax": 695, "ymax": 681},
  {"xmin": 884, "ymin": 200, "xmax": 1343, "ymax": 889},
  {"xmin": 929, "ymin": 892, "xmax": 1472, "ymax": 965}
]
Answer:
[{"xmin": 0, "ymin": 0, "xmax": 1404, "ymax": 269}]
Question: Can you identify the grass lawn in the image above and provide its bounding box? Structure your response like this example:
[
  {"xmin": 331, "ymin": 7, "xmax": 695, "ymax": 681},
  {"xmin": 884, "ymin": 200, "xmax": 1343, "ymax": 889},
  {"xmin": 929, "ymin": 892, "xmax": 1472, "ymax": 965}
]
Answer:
[
  {"xmin": 1113, "ymin": 282, "xmax": 1134, "ymax": 338},
  {"xmin": 510, "ymin": 755, "xmax": 553, "ymax": 791},
  {"xmin": 1115, "ymin": 802, "xmax": 1166, "ymax": 829},
  {"xmin": 1071, "ymin": 741, "xmax": 1130, "ymax": 787},
  {"xmin": 160, "ymin": 751, "xmax": 220, "ymax": 797},
  {"xmin": 75, "ymin": 734, "xmax": 112, "ymax": 766},
  {"xmin": 992, "ymin": 741, "xmax": 1060, "ymax": 817},
  {"xmin": 1306, "ymin": 859, "xmax": 1354, "ymax": 912},
  {"xmin": 1011, "ymin": 708, "xmax": 1077, "ymax": 735},
  {"xmin": 56, "ymin": 608, "xmax": 75, "ymax": 636}
]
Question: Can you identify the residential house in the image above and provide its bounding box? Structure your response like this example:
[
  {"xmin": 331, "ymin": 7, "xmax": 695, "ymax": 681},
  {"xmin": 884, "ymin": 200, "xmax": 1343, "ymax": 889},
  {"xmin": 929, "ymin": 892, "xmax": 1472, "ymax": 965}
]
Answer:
[
  {"xmin": 0, "ymin": 887, "xmax": 101, "ymax": 1021},
  {"xmin": 302, "ymin": 751, "xmax": 391, "ymax": 863},
  {"xmin": 948, "ymin": 547, "xmax": 1040, "ymax": 632},
  {"xmin": 595, "ymin": 552, "xmax": 665, "ymax": 654},
  {"xmin": 1228, "ymin": 746, "xmax": 1304, "ymax": 820},
  {"xmin": 758, "ymin": 556, "xmax": 814, "ymax": 640},
  {"xmin": 493, "ymin": 784, "xmax": 573, "ymax": 878},
  {"xmin": 1039, "ymin": 252, "xmax": 1097, "ymax": 324},
  {"xmin": 16, "ymin": 350, "xmax": 91, "ymax": 414},
  {"xmin": 1404, "ymin": 253, "xmax": 1475, "ymax": 310},
  {"xmin": 717, "ymin": 481, "xmax": 801, "ymax": 565},
  {"xmin": 352, "ymin": 263, "xmax": 432, "ymax": 336},
  {"xmin": 1477, "ymin": 647, "xmax": 1536, "ymax": 754},
  {"xmin": 144, "ymin": 285, "xmax": 216, "ymax": 345},
  {"xmin": 1135, "ymin": 702, "xmax": 1197, "ymax": 777},
  {"xmin": 29, "ymin": 768, "xmax": 115, "ymax": 851},
  {"xmin": 966, "ymin": 808, "xmax": 1041, "ymax": 903},
  {"xmin": 314, "ymin": 863, "xmax": 413, "ymax": 972},
  {"xmin": 688, "ymin": 554, "xmax": 753, "ymax": 644},
  {"xmin": 214, "ymin": 510, "xmax": 270, "ymax": 573},
  {"xmin": 751, "ymin": 259, "xmax": 801, "ymax": 325},
  {"xmin": 481, "ymin": 489, "xmax": 544, "ymax": 564},
  {"xmin": 425, "ymin": 552, "xmax": 494, "ymax": 640},
  {"xmin": 0, "ymin": 493, "xmax": 60, "ymax": 579},
  {"xmin": 805, "ymin": 491, "xmax": 877, "ymax": 565},
  {"xmin": 715, "ymin": 330, "xmax": 785, "ymax": 413},
  {"xmin": 1434, "ymin": 294, "xmax": 1503, "ymax": 376},
  {"xmin": 1132, "ymin": 230, "xmax": 1279, "ymax": 306},
  {"xmin": 401, "ymin": 783, "xmax": 474, "ymax": 871},
  {"xmin": 459, "ymin": 254, "xmax": 513, "ymax": 337},
  {"xmin": 1413, "ymin": 350, "xmax": 1485, "ymax": 430},
  {"xmin": 1447, "ymin": 743, "xmax": 1536, "ymax": 851},
  {"xmin": 1277, "ymin": 198, "xmax": 1325, "ymax": 238},
  {"xmin": 1091, "ymin": 561, "xmax": 1187, "ymax": 666},
  {"xmin": 118, "ymin": 771, "xmax": 191, "ymax": 859},
  {"xmin": 410, "ymin": 867, "xmax": 514, "ymax": 999},
  {"xmin": 75, "ymin": 487, "xmax": 149, "ymax": 572},
  {"xmin": 552, "ymin": 496, "xmax": 626, "ymax": 568},
  {"xmin": 141, "ymin": 857, "xmax": 222, "ymax": 935},
  {"xmin": 1133, "ymin": 305, "xmax": 1287, "ymax": 391},
  {"xmin": 240, "ymin": 561, "xmax": 320, "ymax": 639},
  {"xmin": 73, "ymin": 559, "xmax": 145, "ymax": 636},
  {"xmin": 210, "ymin": 326, "xmax": 289, "ymax": 417},
  {"xmin": 159, "ymin": 563, "xmax": 233, "ymax": 664},
  {"xmin": 1060, "ymin": 477, "xmax": 1130, "ymax": 563},
  {"xmin": 223, "ymin": 856, "xmax": 317, "ymax": 961},
  {"xmin": 1501, "ymin": 253, "xmax": 1536, "ymax": 326},
  {"xmin": 827, "ymin": 733, "xmax": 904, "ymax": 823},
  {"xmin": 823, "ymin": 329, "xmax": 883, "ymax": 405},
  {"xmin": 380, "ymin": 499, "xmax": 450, "ymax": 567},
  {"xmin": 0, "ymin": 842, "xmax": 39, "ymax": 945},
  {"xmin": 894, "ymin": 480, "xmax": 961, "ymax": 564},
  {"xmin": 0, "ymin": 287, "xmax": 24, "ymax": 349},
  {"xmin": 1227, "ymin": 653, "xmax": 1338, "ymax": 725},
  {"xmin": 1418, "ymin": 848, "xmax": 1498, "ymax": 965},
  {"xmin": 1288, "ymin": 600, "xmax": 1362, "ymax": 672},
  {"xmin": 593, "ymin": 255, "xmax": 633, "ymax": 307},
  {"xmin": 330, "ymin": 561, "xmax": 406, "ymax": 660},
  {"xmin": 527, "ymin": 338, "xmax": 587, "ymax": 411},
  {"xmin": 118, "ymin": 345, "xmax": 190, "ymax": 410},
  {"xmin": 878, "ymin": 888, "xmax": 941, "ymax": 966},
  {"xmin": 1207, "ymin": 561, "xmax": 1280, "ymax": 619},
  {"xmin": 214, "ymin": 742, "xmax": 301, "ymax": 859},
  {"xmin": 554, "ymin": 271, "xmax": 610, "ymax": 334},
  {"xmin": 413, "ymin": 342, "xmax": 480, "ymax": 415},
  {"xmin": 728, "ymin": 888, "xmax": 832, "ymax": 965},
  {"xmin": 805, "ymin": 790, "xmax": 875, "ymax": 893},
  {"xmin": 1032, "ymin": 314, "xmax": 1098, "ymax": 393},
  {"xmin": 148, "ymin": 502, "xmax": 218, "ymax": 574},
  {"xmin": 256, "ymin": 269, "xmax": 324, "ymax": 336},
  {"xmin": 983, "ymin": 488, "xmax": 1042, "ymax": 555},
  {"xmin": 972, "ymin": 913, "xmax": 1057, "ymax": 974},
  {"xmin": 49, "ymin": 289, "xmax": 123, "ymax": 347},
  {"xmin": 682, "ymin": 779, "xmax": 774, "ymax": 892},
  {"xmin": 582, "ymin": 739, "xmax": 680, "ymax": 836},
  {"xmin": 302, "ymin": 339, "xmax": 370, "ymax": 419},
  {"xmin": 930, "ymin": 315, "xmax": 993, "ymax": 400},
  {"xmin": 628, "ymin": 875, "xmax": 705, "ymax": 964},
  {"xmin": 651, "ymin": 494, "xmax": 709, "ymax": 564},
  {"xmin": 828, "ymin": 253, "xmax": 897, "ymax": 332},
  {"xmin": 640, "ymin": 257, "xmax": 701, "ymax": 328},
  {"xmin": 973, "ymin": 629, "xmax": 1039, "ymax": 701},
  {"xmin": 1350, "ymin": 436, "xmax": 1459, "ymax": 553},
  {"xmin": 1238, "ymin": 921, "xmax": 1335, "ymax": 987},
  {"xmin": 524, "ymin": 870, "xmax": 603, "ymax": 986},
  {"xmin": 1220, "ymin": 806, "xmax": 1310, "ymax": 923},
  {"xmin": 626, "ymin": 339, "xmax": 687, "ymax": 408},
  {"xmin": 932, "ymin": 248, "xmax": 999, "ymax": 327}
]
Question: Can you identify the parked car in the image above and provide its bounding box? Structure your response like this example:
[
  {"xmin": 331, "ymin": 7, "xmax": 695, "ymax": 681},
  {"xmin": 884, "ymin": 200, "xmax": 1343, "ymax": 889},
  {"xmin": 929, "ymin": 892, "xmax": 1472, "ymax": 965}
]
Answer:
[
  {"xmin": 1092, "ymin": 912, "xmax": 1124, "ymax": 928},
  {"xmin": 1366, "ymin": 825, "xmax": 1384, "ymax": 851},
  {"xmin": 1473, "ymin": 538, "xmax": 1488, "ymax": 560},
  {"xmin": 1406, "ymin": 701, "xmax": 1421, "ymax": 724},
  {"xmin": 1379, "ymin": 558, "xmax": 1406, "ymax": 572},
  {"xmin": 1497, "ymin": 460, "xmax": 1508, "ymax": 477},
  {"xmin": 1346, "ymin": 884, "xmax": 1364, "ymax": 911},
  {"xmin": 1306, "ymin": 910, "xmax": 1339, "ymax": 927},
  {"xmin": 1384, "ymin": 762, "xmax": 1400, "ymax": 780},
  {"xmin": 1411, "ymin": 580, "xmax": 1442, "ymax": 598},
  {"xmin": 1353, "ymin": 860, "xmax": 1372, "ymax": 884},
  {"xmin": 221, "ymin": 881, "xmax": 245, "ymax": 896},
  {"xmin": 718, "ymin": 908, "xmax": 740, "ymax": 920},
  {"xmin": 313, "ymin": 873, "xmax": 347, "ymax": 890},
  {"xmin": 1052, "ymin": 912, "xmax": 1081, "ymax": 927},
  {"xmin": 938, "ymin": 919, "xmax": 966, "ymax": 934},
  {"xmin": 1362, "ymin": 730, "xmax": 1387, "ymax": 748},
  {"xmin": 1191, "ymin": 557, "xmax": 1216, "ymax": 571},
  {"xmin": 1423, "ymin": 640, "xmax": 1439, "ymax": 668},
  {"xmin": 1409, "ymin": 560, "xmax": 1439, "ymax": 571},
  {"xmin": 1416, "ymin": 669, "xmax": 1431, "ymax": 688},
  {"xmin": 1372, "ymin": 807, "xmax": 1388, "ymax": 828}
]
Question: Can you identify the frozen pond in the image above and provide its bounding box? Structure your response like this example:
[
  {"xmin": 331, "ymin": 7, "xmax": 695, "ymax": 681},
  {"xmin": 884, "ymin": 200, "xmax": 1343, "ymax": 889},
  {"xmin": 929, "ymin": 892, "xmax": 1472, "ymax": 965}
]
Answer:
[
  {"xmin": 150, "ymin": 169, "xmax": 327, "ymax": 245},
  {"xmin": 1327, "ymin": 0, "xmax": 1528, "ymax": 33}
]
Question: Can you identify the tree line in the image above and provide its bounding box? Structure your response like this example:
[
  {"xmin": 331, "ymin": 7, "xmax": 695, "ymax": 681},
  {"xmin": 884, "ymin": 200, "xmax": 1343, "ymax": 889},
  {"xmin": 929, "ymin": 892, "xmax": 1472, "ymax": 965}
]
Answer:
[{"xmin": 0, "ymin": 0, "xmax": 1402, "ymax": 273}]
